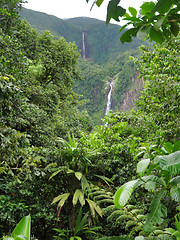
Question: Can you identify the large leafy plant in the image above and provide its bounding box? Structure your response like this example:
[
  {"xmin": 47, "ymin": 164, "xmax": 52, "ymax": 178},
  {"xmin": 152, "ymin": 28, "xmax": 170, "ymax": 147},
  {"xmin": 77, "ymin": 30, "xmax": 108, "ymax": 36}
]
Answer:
[
  {"xmin": 114, "ymin": 141, "xmax": 180, "ymax": 233},
  {"xmin": 3, "ymin": 215, "xmax": 31, "ymax": 240}
]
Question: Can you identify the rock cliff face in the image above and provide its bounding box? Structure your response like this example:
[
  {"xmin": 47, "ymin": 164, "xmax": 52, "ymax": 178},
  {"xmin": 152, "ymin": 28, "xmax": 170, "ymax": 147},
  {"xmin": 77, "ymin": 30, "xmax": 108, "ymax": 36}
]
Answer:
[{"xmin": 119, "ymin": 71, "xmax": 144, "ymax": 112}]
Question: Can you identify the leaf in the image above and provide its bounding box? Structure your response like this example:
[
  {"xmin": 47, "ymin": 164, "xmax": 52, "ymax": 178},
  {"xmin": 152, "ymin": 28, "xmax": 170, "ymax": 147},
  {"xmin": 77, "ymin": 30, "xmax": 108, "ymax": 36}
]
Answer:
[
  {"xmin": 135, "ymin": 237, "xmax": 145, "ymax": 240},
  {"xmin": 140, "ymin": 1, "xmax": 156, "ymax": 16},
  {"xmin": 174, "ymin": 141, "xmax": 180, "ymax": 152},
  {"xmin": 170, "ymin": 22, "xmax": 179, "ymax": 37},
  {"xmin": 120, "ymin": 28, "xmax": 137, "ymax": 44},
  {"xmin": 11, "ymin": 215, "xmax": 31, "ymax": 240},
  {"xmin": 49, "ymin": 168, "xmax": 62, "ymax": 180},
  {"xmin": 149, "ymin": 27, "xmax": 164, "ymax": 44},
  {"xmin": 128, "ymin": 7, "xmax": 137, "ymax": 17},
  {"xmin": 144, "ymin": 190, "xmax": 166, "ymax": 229},
  {"xmin": 151, "ymin": 0, "xmax": 173, "ymax": 14},
  {"xmin": 114, "ymin": 180, "xmax": 140, "ymax": 208},
  {"xmin": 94, "ymin": 174, "xmax": 113, "ymax": 186},
  {"xmin": 145, "ymin": 181, "xmax": 156, "ymax": 191},
  {"xmin": 119, "ymin": 22, "xmax": 132, "ymax": 33},
  {"xmin": 75, "ymin": 172, "xmax": 82, "ymax": 181},
  {"xmin": 86, "ymin": 198, "xmax": 102, "ymax": 217},
  {"xmin": 96, "ymin": 0, "xmax": 104, "ymax": 7},
  {"xmin": 73, "ymin": 189, "xmax": 85, "ymax": 206},
  {"xmin": 137, "ymin": 158, "xmax": 150, "ymax": 177},
  {"xmin": 170, "ymin": 176, "xmax": 180, "ymax": 186},
  {"xmin": 154, "ymin": 16, "xmax": 166, "ymax": 31},
  {"xmin": 137, "ymin": 26, "xmax": 150, "ymax": 41},
  {"xmin": 51, "ymin": 193, "xmax": 70, "ymax": 208},
  {"xmin": 170, "ymin": 186, "xmax": 180, "ymax": 202},
  {"xmin": 175, "ymin": 216, "xmax": 180, "ymax": 232},
  {"xmin": 155, "ymin": 151, "xmax": 180, "ymax": 175},
  {"xmin": 75, "ymin": 210, "xmax": 88, "ymax": 234},
  {"xmin": 81, "ymin": 174, "xmax": 90, "ymax": 192},
  {"xmin": 164, "ymin": 142, "xmax": 173, "ymax": 154},
  {"xmin": 106, "ymin": 0, "xmax": 126, "ymax": 24}
]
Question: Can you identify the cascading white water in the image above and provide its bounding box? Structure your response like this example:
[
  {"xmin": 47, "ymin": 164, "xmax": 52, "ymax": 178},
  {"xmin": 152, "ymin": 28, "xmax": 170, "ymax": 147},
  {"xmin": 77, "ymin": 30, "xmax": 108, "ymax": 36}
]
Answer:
[
  {"xmin": 105, "ymin": 81, "xmax": 113, "ymax": 115},
  {"xmin": 82, "ymin": 32, "xmax": 86, "ymax": 59}
]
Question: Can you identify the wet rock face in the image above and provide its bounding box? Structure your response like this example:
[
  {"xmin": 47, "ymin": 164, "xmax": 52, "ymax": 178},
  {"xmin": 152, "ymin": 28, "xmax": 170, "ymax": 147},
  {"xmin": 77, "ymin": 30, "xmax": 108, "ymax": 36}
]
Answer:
[{"xmin": 119, "ymin": 71, "xmax": 144, "ymax": 112}]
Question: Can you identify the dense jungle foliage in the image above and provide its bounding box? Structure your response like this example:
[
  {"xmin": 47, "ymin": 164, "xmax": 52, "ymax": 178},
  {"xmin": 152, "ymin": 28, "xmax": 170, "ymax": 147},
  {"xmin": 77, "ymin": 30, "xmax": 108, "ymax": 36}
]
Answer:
[{"xmin": 0, "ymin": 1, "xmax": 180, "ymax": 240}]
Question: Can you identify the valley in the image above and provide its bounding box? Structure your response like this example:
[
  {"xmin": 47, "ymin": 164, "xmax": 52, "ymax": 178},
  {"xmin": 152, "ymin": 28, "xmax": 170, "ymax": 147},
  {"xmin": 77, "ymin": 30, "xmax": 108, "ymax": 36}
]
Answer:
[{"xmin": 20, "ymin": 7, "xmax": 144, "ymax": 124}]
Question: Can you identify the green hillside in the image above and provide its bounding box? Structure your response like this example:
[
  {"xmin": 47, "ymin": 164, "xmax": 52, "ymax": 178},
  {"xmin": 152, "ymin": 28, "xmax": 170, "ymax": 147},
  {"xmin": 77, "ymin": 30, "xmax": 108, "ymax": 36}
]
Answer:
[
  {"xmin": 20, "ymin": 8, "xmax": 144, "ymax": 124},
  {"xmin": 20, "ymin": 8, "xmax": 142, "ymax": 64}
]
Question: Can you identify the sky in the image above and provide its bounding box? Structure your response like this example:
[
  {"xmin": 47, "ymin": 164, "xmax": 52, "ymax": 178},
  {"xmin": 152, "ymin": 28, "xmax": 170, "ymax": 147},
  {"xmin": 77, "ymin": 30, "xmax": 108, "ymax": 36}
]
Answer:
[{"xmin": 23, "ymin": 0, "xmax": 145, "ymax": 24}]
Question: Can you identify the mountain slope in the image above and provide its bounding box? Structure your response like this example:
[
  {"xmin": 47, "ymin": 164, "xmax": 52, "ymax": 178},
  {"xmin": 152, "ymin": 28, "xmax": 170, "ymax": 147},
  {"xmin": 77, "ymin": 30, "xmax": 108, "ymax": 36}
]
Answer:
[
  {"xmin": 20, "ymin": 8, "xmax": 143, "ymax": 64},
  {"xmin": 20, "ymin": 8, "xmax": 144, "ymax": 124}
]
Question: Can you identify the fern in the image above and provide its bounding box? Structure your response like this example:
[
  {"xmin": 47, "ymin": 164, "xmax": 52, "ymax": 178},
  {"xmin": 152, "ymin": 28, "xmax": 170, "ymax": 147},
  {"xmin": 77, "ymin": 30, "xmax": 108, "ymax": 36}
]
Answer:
[
  {"xmin": 94, "ymin": 194, "xmax": 112, "ymax": 201},
  {"xmin": 131, "ymin": 209, "xmax": 144, "ymax": 215},
  {"xmin": 116, "ymin": 214, "xmax": 134, "ymax": 223},
  {"xmin": 107, "ymin": 210, "xmax": 125, "ymax": 222},
  {"xmin": 88, "ymin": 190, "xmax": 106, "ymax": 197},
  {"xmin": 97, "ymin": 199, "xmax": 114, "ymax": 205},
  {"xmin": 125, "ymin": 220, "xmax": 138, "ymax": 231},
  {"xmin": 136, "ymin": 214, "xmax": 146, "ymax": 221}
]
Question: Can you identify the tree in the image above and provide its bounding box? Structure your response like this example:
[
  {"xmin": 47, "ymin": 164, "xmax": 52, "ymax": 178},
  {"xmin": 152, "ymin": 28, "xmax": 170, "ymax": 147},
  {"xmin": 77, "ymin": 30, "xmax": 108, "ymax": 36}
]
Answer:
[
  {"xmin": 133, "ymin": 36, "xmax": 180, "ymax": 142},
  {"xmin": 88, "ymin": 0, "xmax": 180, "ymax": 44},
  {"xmin": 0, "ymin": 0, "xmax": 24, "ymax": 34}
]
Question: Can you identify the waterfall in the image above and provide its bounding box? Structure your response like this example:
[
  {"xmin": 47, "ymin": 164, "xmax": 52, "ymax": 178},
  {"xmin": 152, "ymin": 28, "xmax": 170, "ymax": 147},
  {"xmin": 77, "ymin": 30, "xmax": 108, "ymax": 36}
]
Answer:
[
  {"xmin": 105, "ymin": 81, "xmax": 113, "ymax": 115},
  {"xmin": 82, "ymin": 32, "xmax": 86, "ymax": 59}
]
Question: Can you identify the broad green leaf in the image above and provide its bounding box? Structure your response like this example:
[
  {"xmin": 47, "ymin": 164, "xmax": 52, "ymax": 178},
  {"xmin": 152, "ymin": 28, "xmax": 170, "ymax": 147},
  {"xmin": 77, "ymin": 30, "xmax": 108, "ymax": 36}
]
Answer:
[
  {"xmin": 140, "ymin": 2, "xmax": 156, "ymax": 16},
  {"xmin": 170, "ymin": 22, "xmax": 179, "ymax": 37},
  {"xmin": 155, "ymin": 151, "xmax": 180, "ymax": 175},
  {"xmin": 81, "ymin": 174, "xmax": 90, "ymax": 192},
  {"xmin": 51, "ymin": 193, "xmax": 70, "ymax": 207},
  {"xmin": 154, "ymin": 16, "xmax": 166, "ymax": 31},
  {"xmin": 144, "ymin": 190, "xmax": 166, "ymax": 229},
  {"xmin": 106, "ymin": 0, "xmax": 126, "ymax": 24},
  {"xmin": 174, "ymin": 141, "xmax": 180, "ymax": 152},
  {"xmin": 135, "ymin": 237, "xmax": 145, "ymax": 240},
  {"xmin": 170, "ymin": 176, "xmax": 180, "ymax": 186},
  {"xmin": 86, "ymin": 198, "xmax": 102, "ymax": 217},
  {"xmin": 120, "ymin": 28, "xmax": 137, "ymax": 44},
  {"xmin": 170, "ymin": 186, "xmax": 180, "ymax": 202},
  {"xmin": 13, "ymin": 236, "xmax": 27, "ymax": 240},
  {"xmin": 151, "ymin": 0, "xmax": 173, "ymax": 14},
  {"xmin": 114, "ymin": 180, "xmax": 139, "ymax": 208},
  {"xmin": 96, "ymin": 0, "xmax": 104, "ymax": 7},
  {"xmin": 175, "ymin": 216, "xmax": 180, "ymax": 232},
  {"xmin": 3, "ymin": 238, "xmax": 14, "ymax": 240},
  {"xmin": 128, "ymin": 7, "xmax": 137, "ymax": 17},
  {"xmin": 164, "ymin": 142, "xmax": 173, "ymax": 154},
  {"xmin": 149, "ymin": 27, "xmax": 164, "ymax": 44},
  {"xmin": 75, "ymin": 172, "xmax": 82, "ymax": 181},
  {"xmin": 137, "ymin": 158, "xmax": 150, "ymax": 177},
  {"xmin": 145, "ymin": 181, "xmax": 156, "ymax": 191},
  {"xmin": 73, "ymin": 189, "xmax": 85, "ymax": 206},
  {"xmin": 11, "ymin": 215, "xmax": 31, "ymax": 240}
]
